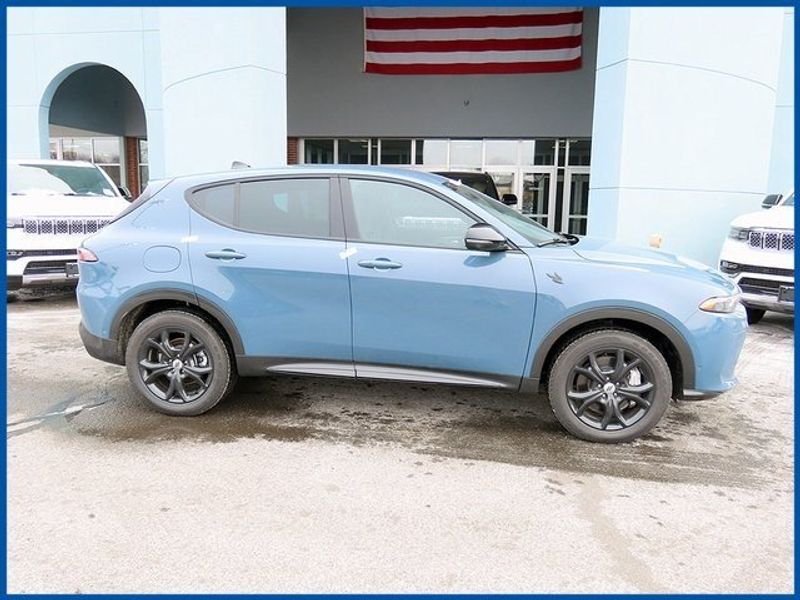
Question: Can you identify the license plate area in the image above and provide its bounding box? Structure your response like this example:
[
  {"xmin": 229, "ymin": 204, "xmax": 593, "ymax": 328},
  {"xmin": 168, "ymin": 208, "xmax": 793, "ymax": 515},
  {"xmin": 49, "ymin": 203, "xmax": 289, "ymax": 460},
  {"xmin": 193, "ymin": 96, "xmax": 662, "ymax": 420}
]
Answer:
[
  {"xmin": 65, "ymin": 262, "xmax": 79, "ymax": 278},
  {"xmin": 778, "ymin": 285, "xmax": 794, "ymax": 303}
]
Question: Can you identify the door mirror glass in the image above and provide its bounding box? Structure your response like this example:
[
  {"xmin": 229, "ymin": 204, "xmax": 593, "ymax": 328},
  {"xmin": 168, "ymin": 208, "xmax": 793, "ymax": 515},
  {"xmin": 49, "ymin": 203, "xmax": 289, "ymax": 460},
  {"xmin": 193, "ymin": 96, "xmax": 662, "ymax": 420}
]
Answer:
[
  {"xmin": 502, "ymin": 193, "xmax": 518, "ymax": 206},
  {"xmin": 118, "ymin": 186, "xmax": 132, "ymax": 200},
  {"xmin": 762, "ymin": 194, "xmax": 781, "ymax": 209},
  {"xmin": 465, "ymin": 223, "xmax": 508, "ymax": 252}
]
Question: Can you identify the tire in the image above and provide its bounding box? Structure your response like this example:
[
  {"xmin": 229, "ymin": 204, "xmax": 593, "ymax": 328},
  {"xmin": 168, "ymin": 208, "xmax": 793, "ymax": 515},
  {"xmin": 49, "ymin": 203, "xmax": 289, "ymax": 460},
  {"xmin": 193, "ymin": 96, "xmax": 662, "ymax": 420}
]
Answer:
[
  {"xmin": 547, "ymin": 329, "xmax": 672, "ymax": 443},
  {"xmin": 745, "ymin": 307, "xmax": 766, "ymax": 325},
  {"xmin": 125, "ymin": 310, "xmax": 237, "ymax": 416}
]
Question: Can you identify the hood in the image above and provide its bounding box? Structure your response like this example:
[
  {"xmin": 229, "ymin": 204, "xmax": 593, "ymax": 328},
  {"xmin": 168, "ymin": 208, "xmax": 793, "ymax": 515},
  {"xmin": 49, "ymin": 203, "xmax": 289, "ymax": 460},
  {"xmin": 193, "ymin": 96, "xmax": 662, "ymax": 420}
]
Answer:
[
  {"xmin": 730, "ymin": 206, "xmax": 793, "ymax": 230},
  {"xmin": 7, "ymin": 192, "xmax": 129, "ymax": 218},
  {"xmin": 570, "ymin": 236, "xmax": 736, "ymax": 293}
]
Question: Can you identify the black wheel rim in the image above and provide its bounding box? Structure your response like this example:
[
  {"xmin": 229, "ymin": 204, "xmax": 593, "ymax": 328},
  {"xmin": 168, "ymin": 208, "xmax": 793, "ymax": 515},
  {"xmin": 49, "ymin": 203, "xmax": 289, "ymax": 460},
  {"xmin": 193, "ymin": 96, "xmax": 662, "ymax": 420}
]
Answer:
[
  {"xmin": 566, "ymin": 348, "xmax": 654, "ymax": 431},
  {"xmin": 137, "ymin": 329, "xmax": 213, "ymax": 403}
]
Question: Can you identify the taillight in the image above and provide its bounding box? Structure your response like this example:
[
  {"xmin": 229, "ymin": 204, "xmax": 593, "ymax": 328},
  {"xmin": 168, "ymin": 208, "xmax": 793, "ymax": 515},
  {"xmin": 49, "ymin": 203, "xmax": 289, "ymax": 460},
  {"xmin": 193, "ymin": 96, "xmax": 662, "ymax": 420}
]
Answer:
[{"xmin": 77, "ymin": 247, "xmax": 98, "ymax": 262}]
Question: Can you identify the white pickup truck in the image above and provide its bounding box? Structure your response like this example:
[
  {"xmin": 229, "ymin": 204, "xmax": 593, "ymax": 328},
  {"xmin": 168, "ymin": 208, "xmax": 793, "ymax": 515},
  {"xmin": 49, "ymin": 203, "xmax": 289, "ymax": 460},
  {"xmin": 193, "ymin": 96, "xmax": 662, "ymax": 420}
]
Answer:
[
  {"xmin": 719, "ymin": 190, "xmax": 794, "ymax": 324},
  {"xmin": 7, "ymin": 159, "xmax": 130, "ymax": 293}
]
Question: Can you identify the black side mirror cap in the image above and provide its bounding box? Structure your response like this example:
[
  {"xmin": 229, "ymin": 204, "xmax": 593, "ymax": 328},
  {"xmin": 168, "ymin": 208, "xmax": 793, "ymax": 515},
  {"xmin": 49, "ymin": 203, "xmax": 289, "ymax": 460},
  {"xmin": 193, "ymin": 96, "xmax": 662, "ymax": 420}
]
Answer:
[
  {"xmin": 118, "ymin": 186, "xmax": 132, "ymax": 201},
  {"xmin": 502, "ymin": 193, "xmax": 518, "ymax": 206},
  {"xmin": 465, "ymin": 223, "xmax": 508, "ymax": 252},
  {"xmin": 761, "ymin": 194, "xmax": 781, "ymax": 209}
]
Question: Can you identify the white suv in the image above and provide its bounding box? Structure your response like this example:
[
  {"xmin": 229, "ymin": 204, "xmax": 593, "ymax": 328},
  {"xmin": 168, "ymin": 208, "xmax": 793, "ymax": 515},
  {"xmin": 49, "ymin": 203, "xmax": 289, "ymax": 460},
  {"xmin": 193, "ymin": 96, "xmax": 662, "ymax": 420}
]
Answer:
[
  {"xmin": 7, "ymin": 159, "xmax": 130, "ymax": 292},
  {"xmin": 719, "ymin": 190, "xmax": 794, "ymax": 324}
]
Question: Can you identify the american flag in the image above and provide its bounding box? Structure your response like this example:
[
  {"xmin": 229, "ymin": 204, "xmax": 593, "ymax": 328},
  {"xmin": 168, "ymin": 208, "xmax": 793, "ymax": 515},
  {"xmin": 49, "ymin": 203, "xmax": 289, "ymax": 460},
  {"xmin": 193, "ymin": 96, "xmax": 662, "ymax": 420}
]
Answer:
[{"xmin": 364, "ymin": 7, "xmax": 583, "ymax": 75}]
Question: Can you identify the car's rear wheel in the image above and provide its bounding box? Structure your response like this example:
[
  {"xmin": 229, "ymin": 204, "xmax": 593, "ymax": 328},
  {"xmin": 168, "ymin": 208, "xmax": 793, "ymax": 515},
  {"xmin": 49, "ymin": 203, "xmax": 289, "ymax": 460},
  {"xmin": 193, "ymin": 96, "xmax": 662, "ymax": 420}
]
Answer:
[
  {"xmin": 745, "ymin": 307, "xmax": 765, "ymax": 325},
  {"xmin": 547, "ymin": 329, "xmax": 672, "ymax": 443},
  {"xmin": 125, "ymin": 310, "xmax": 236, "ymax": 416}
]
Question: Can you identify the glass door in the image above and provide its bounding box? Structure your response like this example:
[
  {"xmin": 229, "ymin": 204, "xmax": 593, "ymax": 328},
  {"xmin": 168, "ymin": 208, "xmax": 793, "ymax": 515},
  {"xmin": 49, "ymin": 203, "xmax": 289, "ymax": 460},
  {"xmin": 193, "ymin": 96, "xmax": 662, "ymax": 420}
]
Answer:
[
  {"xmin": 520, "ymin": 170, "xmax": 555, "ymax": 228},
  {"xmin": 562, "ymin": 167, "xmax": 590, "ymax": 234},
  {"xmin": 487, "ymin": 171, "xmax": 516, "ymax": 202}
]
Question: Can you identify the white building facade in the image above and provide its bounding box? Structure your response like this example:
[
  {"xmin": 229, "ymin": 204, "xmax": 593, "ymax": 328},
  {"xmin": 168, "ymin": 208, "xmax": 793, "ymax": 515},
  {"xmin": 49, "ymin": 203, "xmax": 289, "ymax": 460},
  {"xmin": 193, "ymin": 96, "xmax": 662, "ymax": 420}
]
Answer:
[{"xmin": 7, "ymin": 7, "xmax": 794, "ymax": 265}]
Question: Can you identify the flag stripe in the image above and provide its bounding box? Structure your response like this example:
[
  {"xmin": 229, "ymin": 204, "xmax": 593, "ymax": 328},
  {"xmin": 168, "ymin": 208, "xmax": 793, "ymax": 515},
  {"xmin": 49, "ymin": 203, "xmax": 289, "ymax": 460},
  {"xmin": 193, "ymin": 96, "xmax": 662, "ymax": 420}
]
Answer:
[
  {"xmin": 367, "ymin": 7, "xmax": 581, "ymax": 18},
  {"xmin": 366, "ymin": 11, "xmax": 583, "ymax": 31},
  {"xmin": 363, "ymin": 8, "xmax": 583, "ymax": 75},
  {"xmin": 366, "ymin": 23, "xmax": 583, "ymax": 42},
  {"xmin": 366, "ymin": 35, "xmax": 581, "ymax": 54},
  {"xmin": 365, "ymin": 58, "xmax": 583, "ymax": 75},
  {"xmin": 366, "ymin": 47, "xmax": 582, "ymax": 65}
]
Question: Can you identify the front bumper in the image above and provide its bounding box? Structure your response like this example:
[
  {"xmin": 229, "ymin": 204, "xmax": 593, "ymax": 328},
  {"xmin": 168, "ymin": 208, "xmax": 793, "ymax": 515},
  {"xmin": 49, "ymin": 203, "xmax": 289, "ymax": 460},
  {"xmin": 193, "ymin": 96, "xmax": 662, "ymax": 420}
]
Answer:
[
  {"xmin": 79, "ymin": 321, "xmax": 124, "ymax": 365},
  {"xmin": 7, "ymin": 253, "xmax": 80, "ymax": 290},
  {"xmin": 740, "ymin": 291, "xmax": 794, "ymax": 314}
]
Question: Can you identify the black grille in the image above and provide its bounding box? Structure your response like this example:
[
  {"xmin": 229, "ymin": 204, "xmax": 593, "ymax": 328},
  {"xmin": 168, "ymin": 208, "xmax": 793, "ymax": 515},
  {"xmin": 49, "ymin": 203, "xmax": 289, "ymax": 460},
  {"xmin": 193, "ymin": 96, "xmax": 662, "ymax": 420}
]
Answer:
[
  {"xmin": 740, "ymin": 277, "xmax": 782, "ymax": 296},
  {"xmin": 23, "ymin": 260, "xmax": 73, "ymax": 276},
  {"xmin": 738, "ymin": 265, "xmax": 794, "ymax": 278},
  {"xmin": 7, "ymin": 249, "xmax": 77, "ymax": 260}
]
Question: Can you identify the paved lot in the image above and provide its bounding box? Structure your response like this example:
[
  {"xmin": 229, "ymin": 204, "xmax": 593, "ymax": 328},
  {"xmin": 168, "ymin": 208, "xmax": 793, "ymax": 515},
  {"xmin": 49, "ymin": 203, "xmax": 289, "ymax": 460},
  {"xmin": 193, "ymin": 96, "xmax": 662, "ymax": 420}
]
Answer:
[{"xmin": 6, "ymin": 291, "xmax": 794, "ymax": 593}]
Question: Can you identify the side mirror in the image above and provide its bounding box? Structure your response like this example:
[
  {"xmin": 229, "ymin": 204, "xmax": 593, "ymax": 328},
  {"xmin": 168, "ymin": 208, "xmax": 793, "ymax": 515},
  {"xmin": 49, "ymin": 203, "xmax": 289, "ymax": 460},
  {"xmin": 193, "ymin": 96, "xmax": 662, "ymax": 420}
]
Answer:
[
  {"xmin": 118, "ymin": 186, "xmax": 132, "ymax": 201},
  {"xmin": 502, "ymin": 193, "xmax": 519, "ymax": 206},
  {"xmin": 465, "ymin": 223, "xmax": 508, "ymax": 252},
  {"xmin": 762, "ymin": 194, "xmax": 781, "ymax": 209}
]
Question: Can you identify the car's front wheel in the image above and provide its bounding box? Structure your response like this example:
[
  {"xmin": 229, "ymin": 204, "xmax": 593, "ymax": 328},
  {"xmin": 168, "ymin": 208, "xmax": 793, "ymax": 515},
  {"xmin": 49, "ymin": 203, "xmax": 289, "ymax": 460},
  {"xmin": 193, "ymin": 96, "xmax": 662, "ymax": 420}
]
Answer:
[
  {"xmin": 547, "ymin": 329, "xmax": 672, "ymax": 443},
  {"xmin": 125, "ymin": 310, "xmax": 236, "ymax": 416}
]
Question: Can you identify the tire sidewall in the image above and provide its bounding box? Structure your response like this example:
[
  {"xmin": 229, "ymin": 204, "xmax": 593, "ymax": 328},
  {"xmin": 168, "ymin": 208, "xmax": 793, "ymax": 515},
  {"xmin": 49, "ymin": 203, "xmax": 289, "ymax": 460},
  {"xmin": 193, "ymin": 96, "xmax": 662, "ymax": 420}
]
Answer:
[
  {"xmin": 548, "ymin": 330, "xmax": 672, "ymax": 443},
  {"xmin": 125, "ymin": 311, "xmax": 232, "ymax": 416}
]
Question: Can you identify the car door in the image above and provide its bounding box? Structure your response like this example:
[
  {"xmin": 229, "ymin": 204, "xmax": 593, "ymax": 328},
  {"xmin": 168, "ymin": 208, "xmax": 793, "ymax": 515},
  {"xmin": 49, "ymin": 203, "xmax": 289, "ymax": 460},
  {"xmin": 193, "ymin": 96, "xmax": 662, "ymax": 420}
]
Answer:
[
  {"xmin": 186, "ymin": 176, "xmax": 353, "ymax": 376},
  {"xmin": 341, "ymin": 176, "xmax": 536, "ymax": 388}
]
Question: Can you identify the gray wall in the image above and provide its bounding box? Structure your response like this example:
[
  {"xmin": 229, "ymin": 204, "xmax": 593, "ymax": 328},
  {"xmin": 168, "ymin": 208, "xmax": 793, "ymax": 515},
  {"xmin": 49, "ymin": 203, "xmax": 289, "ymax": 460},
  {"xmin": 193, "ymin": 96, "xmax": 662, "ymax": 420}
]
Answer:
[
  {"xmin": 287, "ymin": 8, "xmax": 598, "ymax": 138},
  {"xmin": 49, "ymin": 65, "xmax": 147, "ymax": 137}
]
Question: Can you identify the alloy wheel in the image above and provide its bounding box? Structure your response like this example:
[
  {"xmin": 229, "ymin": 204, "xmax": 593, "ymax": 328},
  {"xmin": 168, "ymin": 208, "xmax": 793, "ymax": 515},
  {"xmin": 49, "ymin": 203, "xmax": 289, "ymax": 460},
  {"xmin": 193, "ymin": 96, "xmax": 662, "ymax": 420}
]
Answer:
[
  {"xmin": 137, "ymin": 329, "xmax": 213, "ymax": 403},
  {"xmin": 566, "ymin": 348, "xmax": 654, "ymax": 431}
]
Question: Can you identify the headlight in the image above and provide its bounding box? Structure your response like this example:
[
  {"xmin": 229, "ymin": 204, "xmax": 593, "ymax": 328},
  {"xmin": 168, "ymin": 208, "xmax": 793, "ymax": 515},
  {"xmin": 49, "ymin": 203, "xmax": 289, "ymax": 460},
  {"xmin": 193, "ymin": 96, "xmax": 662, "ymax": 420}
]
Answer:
[
  {"xmin": 699, "ymin": 293, "xmax": 740, "ymax": 313},
  {"xmin": 7, "ymin": 217, "xmax": 22, "ymax": 229},
  {"xmin": 728, "ymin": 226, "xmax": 749, "ymax": 241}
]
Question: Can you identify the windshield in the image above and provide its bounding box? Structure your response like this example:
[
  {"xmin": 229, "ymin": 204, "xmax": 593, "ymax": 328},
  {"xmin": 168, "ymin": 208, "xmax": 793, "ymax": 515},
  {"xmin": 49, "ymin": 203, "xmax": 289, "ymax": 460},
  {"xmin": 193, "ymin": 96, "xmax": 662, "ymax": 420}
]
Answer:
[
  {"xmin": 449, "ymin": 182, "xmax": 560, "ymax": 245},
  {"xmin": 9, "ymin": 163, "xmax": 118, "ymax": 197},
  {"xmin": 782, "ymin": 193, "xmax": 794, "ymax": 207}
]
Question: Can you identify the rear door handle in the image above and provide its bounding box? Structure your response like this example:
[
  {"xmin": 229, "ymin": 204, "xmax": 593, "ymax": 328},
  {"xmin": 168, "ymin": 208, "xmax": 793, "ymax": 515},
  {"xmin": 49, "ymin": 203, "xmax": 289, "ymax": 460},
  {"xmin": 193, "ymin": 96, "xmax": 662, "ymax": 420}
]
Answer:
[
  {"xmin": 357, "ymin": 258, "xmax": 403, "ymax": 270},
  {"xmin": 205, "ymin": 249, "xmax": 247, "ymax": 261}
]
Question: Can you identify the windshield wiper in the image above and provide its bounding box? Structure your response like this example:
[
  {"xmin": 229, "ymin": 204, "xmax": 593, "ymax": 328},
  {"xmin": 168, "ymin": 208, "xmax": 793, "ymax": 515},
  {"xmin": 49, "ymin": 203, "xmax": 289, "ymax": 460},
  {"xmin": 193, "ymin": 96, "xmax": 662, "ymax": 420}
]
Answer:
[
  {"xmin": 536, "ymin": 236, "xmax": 570, "ymax": 247},
  {"xmin": 537, "ymin": 233, "xmax": 580, "ymax": 247}
]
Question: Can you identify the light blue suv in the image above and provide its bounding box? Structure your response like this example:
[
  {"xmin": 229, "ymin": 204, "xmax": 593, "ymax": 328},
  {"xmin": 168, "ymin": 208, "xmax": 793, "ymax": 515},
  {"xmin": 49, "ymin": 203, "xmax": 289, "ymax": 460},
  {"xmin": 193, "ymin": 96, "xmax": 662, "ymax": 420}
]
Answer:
[{"xmin": 77, "ymin": 167, "xmax": 747, "ymax": 442}]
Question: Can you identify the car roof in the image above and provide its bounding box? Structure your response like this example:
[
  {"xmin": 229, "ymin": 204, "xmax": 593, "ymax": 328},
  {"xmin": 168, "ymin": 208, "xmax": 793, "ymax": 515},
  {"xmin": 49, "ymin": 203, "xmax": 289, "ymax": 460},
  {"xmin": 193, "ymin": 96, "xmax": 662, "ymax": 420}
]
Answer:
[
  {"xmin": 171, "ymin": 165, "xmax": 454, "ymax": 189},
  {"xmin": 9, "ymin": 158, "xmax": 96, "ymax": 168},
  {"xmin": 433, "ymin": 170, "xmax": 490, "ymax": 178}
]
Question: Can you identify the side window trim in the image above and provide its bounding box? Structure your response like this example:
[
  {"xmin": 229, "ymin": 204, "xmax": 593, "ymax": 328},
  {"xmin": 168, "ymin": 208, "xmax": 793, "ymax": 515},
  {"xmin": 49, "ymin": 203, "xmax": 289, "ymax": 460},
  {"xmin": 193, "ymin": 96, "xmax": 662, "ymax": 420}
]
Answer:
[
  {"xmin": 340, "ymin": 176, "xmax": 481, "ymax": 250},
  {"xmin": 185, "ymin": 175, "xmax": 344, "ymax": 241}
]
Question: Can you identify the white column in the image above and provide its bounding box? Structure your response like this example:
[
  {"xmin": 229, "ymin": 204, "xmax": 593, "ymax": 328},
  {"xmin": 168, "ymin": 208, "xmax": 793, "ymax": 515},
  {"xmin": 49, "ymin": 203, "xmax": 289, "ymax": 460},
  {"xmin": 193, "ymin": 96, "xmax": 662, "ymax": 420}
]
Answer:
[
  {"xmin": 588, "ymin": 7, "xmax": 785, "ymax": 265},
  {"xmin": 767, "ymin": 8, "xmax": 794, "ymax": 193},
  {"xmin": 158, "ymin": 8, "xmax": 287, "ymax": 177}
]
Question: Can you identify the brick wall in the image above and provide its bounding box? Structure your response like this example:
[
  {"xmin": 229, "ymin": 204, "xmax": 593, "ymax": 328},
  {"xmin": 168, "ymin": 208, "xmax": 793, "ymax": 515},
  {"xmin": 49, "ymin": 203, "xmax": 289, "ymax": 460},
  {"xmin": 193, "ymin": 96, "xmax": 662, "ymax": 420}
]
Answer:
[
  {"xmin": 124, "ymin": 137, "xmax": 140, "ymax": 197},
  {"xmin": 287, "ymin": 137, "xmax": 299, "ymax": 165}
]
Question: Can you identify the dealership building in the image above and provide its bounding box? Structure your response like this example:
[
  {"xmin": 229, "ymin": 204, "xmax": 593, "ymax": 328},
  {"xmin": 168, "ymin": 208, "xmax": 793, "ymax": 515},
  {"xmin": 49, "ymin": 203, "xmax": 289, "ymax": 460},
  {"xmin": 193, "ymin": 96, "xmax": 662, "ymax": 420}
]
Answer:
[{"xmin": 7, "ymin": 6, "xmax": 794, "ymax": 265}]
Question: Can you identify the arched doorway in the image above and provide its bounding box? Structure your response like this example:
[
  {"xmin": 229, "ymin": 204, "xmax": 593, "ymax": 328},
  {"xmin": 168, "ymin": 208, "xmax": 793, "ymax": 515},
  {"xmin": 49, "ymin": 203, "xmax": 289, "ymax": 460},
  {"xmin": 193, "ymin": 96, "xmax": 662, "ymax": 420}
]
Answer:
[{"xmin": 46, "ymin": 64, "xmax": 147, "ymax": 196}]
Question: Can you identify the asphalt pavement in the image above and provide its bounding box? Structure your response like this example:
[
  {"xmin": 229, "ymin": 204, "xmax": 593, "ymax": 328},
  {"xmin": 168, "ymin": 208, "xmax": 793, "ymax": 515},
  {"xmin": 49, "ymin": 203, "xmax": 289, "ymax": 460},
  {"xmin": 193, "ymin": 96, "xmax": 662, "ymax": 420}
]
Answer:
[{"xmin": 6, "ymin": 290, "xmax": 794, "ymax": 593}]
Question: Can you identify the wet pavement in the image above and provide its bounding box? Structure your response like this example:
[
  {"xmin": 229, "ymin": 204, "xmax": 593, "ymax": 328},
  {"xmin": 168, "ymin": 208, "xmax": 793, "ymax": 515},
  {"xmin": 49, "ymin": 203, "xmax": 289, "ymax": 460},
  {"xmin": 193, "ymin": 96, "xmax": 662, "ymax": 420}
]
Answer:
[{"xmin": 6, "ymin": 290, "xmax": 795, "ymax": 593}]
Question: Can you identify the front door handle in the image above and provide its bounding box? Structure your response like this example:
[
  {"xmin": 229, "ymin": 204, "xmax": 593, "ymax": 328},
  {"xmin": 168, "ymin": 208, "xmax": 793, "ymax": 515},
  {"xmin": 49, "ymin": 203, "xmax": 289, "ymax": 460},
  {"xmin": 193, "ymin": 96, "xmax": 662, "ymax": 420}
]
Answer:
[
  {"xmin": 357, "ymin": 258, "xmax": 403, "ymax": 270},
  {"xmin": 205, "ymin": 249, "xmax": 247, "ymax": 261}
]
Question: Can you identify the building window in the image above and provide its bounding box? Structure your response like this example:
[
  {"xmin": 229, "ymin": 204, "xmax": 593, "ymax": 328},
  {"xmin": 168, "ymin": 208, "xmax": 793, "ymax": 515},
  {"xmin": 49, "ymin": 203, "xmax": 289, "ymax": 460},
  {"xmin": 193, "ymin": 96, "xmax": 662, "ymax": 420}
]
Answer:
[
  {"xmin": 338, "ymin": 139, "xmax": 370, "ymax": 164},
  {"xmin": 49, "ymin": 136, "xmax": 125, "ymax": 186},
  {"xmin": 379, "ymin": 139, "xmax": 412, "ymax": 165},
  {"xmin": 304, "ymin": 139, "xmax": 334, "ymax": 164},
  {"xmin": 138, "ymin": 139, "xmax": 149, "ymax": 188}
]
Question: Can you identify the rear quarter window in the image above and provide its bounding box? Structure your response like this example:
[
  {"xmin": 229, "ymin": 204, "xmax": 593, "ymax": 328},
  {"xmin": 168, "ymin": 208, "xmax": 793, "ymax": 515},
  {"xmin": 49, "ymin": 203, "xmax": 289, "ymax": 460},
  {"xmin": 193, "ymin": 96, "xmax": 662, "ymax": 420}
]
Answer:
[{"xmin": 190, "ymin": 178, "xmax": 331, "ymax": 238}]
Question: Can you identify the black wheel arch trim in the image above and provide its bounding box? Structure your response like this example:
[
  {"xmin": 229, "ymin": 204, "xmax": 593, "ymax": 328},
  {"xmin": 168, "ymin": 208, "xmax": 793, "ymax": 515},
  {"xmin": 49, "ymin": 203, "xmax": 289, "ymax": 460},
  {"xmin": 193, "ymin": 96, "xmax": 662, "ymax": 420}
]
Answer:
[
  {"xmin": 109, "ymin": 288, "xmax": 245, "ymax": 355},
  {"xmin": 529, "ymin": 307, "xmax": 695, "ymax": 390}
]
